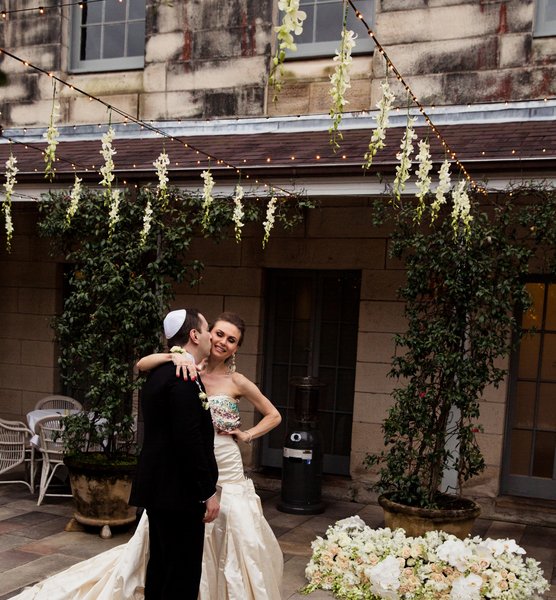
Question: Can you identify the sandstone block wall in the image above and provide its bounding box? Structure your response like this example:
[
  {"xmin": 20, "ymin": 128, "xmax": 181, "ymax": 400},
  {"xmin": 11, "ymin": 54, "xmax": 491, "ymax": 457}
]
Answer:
[
  {"xmin": 0, "ymin": 205, "xmax": 60, "ymax": 421},
  {"xmin": 2, "ymin": 2, "xmax": 556, "ymax": 127}
]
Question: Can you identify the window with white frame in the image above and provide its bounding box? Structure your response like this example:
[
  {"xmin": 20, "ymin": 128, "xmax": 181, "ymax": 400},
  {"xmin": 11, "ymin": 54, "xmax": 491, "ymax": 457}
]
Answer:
[
  {"xmin": 288, "ymin": 0, "xmax": 375, "ymax": 58},
  {"xmin": 70, "ymin": 0, "xmax": 146, "ymax": 72},
  {"xmin": 534, "ymin": 0, "xmax": 556, "ymax": 36}
]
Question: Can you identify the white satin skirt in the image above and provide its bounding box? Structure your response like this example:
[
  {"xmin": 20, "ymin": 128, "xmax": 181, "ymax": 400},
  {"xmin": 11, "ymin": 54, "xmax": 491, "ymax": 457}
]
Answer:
[
  {"xmin": 9, "ymin": 433, "xmax": 283, "ymax": 600},
  {"xmin": 199, "ymin": 434, "xmax": 283, "ymax": 600}
]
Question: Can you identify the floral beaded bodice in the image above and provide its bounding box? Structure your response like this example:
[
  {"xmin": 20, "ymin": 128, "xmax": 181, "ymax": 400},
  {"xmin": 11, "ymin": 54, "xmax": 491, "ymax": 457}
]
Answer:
[{"xmin": 209, "ymin": 394, "xmax": 241, "ymax": 432}]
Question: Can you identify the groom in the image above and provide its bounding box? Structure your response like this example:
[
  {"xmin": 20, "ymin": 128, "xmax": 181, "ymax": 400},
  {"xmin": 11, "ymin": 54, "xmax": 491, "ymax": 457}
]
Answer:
[{"xmin": 130, "ymin": 308, "xmax": 219, "ymax": 600}]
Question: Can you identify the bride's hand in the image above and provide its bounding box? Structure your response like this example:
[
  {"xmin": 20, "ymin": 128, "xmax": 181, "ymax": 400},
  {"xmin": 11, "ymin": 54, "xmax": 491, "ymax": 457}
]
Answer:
[
  {"xmin": 170, "ymin": 354, "xmax": 200, "ymax": 381},
  {"xmin": 222, "ymin": 428, "xmax": 253, "ymax": 444}
]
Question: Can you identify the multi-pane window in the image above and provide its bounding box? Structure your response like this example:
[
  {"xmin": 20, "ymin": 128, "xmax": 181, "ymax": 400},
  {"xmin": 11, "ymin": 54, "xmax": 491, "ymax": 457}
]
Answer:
[
  {"xmin": 288, "ymin": 0, "xmax": 375, "ymax": 58},
  {"xmin": 70, "ymin": 0, "xmax": 146, "ymax": 72},
  {"xmin": 534, "ymin": 0, "xmax": 556, "ymax": 37},
  {"xmin": 502, "ymin": 280, "xmax": 556, "ymax": 500}
]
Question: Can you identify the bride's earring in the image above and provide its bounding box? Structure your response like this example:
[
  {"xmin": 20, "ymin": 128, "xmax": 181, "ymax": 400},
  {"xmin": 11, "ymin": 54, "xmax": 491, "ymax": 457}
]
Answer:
[{"xmin": 227, "ymin": 354, "xmax": 236, "ymax": 374}]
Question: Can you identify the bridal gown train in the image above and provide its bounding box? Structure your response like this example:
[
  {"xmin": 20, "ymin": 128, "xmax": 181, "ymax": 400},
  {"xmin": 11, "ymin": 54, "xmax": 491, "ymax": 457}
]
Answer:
[{"xmin": 11, "ymin": 395, "xmax": 283, "ymax": 600}]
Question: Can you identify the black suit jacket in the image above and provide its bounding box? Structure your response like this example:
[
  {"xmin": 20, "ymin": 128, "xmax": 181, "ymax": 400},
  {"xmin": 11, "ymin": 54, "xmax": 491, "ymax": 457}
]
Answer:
[{"xmin": 130, "ymin": 362, "xmax": 218, "ymax": 510}]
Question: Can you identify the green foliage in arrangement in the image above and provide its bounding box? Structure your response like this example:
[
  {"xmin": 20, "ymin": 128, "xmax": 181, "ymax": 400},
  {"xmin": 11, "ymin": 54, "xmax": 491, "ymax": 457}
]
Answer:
[{"xmin": 366, "ymin": 184, "xmax": 556, "ymax": 508}]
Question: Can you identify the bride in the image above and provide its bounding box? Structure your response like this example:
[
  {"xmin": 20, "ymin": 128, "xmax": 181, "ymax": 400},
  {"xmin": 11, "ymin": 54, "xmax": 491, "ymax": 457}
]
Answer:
[{"xmin": 11, "ymin": 311, "xmax": 283, "ymax": 600}]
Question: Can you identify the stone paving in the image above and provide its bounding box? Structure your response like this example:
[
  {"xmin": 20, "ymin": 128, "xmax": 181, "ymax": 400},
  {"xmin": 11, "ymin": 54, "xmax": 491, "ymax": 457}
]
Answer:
[{"xmin": 0, "ymin": 476, "xmax": 554, "ymax": 599}]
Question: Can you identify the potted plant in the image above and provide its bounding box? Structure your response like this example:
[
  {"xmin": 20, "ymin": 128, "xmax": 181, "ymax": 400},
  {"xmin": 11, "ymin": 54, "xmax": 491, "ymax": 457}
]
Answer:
[
  {"xmin": 366, "ymin": 184, "xmax": 556, "ymax": 538},
  {"xmin": 37, "ymin": 184, "xmax": 204, "ymax": 536},
  {"xmin": 38, "ymin": 170, "xmax": 310, "ymax": 536}
]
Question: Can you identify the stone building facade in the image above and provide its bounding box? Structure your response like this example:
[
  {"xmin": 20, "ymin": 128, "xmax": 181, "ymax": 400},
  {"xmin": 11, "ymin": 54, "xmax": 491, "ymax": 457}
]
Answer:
[{"xmin": 1, "ymin": 0, "xmax": 555, "ymax": 518}]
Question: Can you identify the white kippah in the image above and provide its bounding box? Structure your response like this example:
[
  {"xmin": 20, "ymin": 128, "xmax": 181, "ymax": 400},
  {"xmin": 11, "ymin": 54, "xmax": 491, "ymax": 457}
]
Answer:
[{"xmin": 163, "ymin": 309, "xmax": 187, "ymax": 339}]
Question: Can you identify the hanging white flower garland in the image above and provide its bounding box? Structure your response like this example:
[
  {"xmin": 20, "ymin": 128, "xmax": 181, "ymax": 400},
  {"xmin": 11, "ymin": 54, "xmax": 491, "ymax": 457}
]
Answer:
[
  {"xmin": 363, "ymin": 79, "xmax": 395, "ymax": 170},
  {"xmin": 2, "ymin": 153, "xmax": 18, "ymax": 251},
  {"xmin": 232, "ymin": 184, "xmax": 245, "ymax": 242},
  {"xmin": 392, "ymin": 115, "xmax": 417, "ymax": 204},
  {"xmin": 262, "ymin": 195, "xmax": 277, "ymax": 247},
  {"xmin": 201, "ymin": 169, "xmax": 215, "ymax": 229},
  {"xmin": 98, "ymin": 126, "xmax": 121, "ymax": 236},
  {"xmin": 451, "ymin": 179, "xmax": 473, "ymax": 239},
  {"xmin": 153, "ymin": 150, "xmax": 170, "ymax": 204},
  {"xmin": 43, "ymin": 85, "xmax": 60, "ymax": 182},
  {"xmin": 414, "ymin": 139, "xmax": 433, "ymax": 222},
  {"xmin": 430, "ymin": 159, "xmax": 452, "ymax": 223},
  {"xmin": 329, "ymin": 28, "xmax": 357, "ymax": 151},
  {"xmin": 99, "ymin": 126, "xmax": 116, "ymax": 194},
  {"xmin": 268, "ymin": 0, "xmax": 307, "ymax": 101},
  {"xmin": 66, "ymin": 174, "xmax": 82, "ymax": 225},
  {"xmin": 108, "ymin": 189, "xmax": 121, "ymax": 237}
]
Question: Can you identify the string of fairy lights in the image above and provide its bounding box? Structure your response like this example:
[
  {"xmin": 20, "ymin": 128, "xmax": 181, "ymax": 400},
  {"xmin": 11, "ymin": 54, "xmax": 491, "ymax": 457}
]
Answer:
[
  {"xmin": 1, "ymin": 0, "xmax": 553, "ymax": 196},
  {"xmin": 1, "ymin": 0, "xmax": 106, "ymax": 19}
]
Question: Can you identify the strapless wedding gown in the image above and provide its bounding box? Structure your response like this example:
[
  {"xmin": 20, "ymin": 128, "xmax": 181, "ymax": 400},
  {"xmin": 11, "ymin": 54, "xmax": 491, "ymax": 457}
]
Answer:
[{"xmin": 10, "ymin": 395, "xmax": 283, "ymax": 600}]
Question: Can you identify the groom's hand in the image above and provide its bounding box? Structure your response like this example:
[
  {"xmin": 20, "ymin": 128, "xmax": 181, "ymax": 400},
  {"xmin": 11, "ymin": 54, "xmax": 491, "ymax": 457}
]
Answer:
[{"xmin": 203, "ymin": 495, "xmax": 220, "ymax": 523}]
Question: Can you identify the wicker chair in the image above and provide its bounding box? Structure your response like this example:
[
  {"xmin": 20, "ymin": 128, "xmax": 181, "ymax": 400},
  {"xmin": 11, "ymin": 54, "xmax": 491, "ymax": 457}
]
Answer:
[
  {"xmin": 34, "ymin": 395, "xmax": 83, "ymax": 412},
  {"xmin": 35, "ymin": 415, "xmax": 72, "ymax": 505},
  {"xmin": 0, "ymin": 418, "xmax": 36, "ymax": 492}
]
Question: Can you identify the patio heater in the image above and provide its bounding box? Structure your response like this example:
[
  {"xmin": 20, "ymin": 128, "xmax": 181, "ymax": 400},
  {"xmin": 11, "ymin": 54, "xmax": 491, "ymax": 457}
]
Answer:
[{"xmin": 277, "ymin": 376, "xmax": 325, "ymax": 514}]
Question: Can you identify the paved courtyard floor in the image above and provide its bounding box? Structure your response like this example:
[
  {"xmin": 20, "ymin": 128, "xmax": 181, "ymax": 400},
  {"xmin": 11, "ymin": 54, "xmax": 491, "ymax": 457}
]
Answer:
[{"xmin": 0, "ymin": 480, "xmax": 554, "ymax": 599}]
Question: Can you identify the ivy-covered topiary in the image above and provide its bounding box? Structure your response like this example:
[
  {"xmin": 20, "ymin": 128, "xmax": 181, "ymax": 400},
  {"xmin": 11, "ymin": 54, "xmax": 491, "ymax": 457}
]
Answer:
[{"xmin": 366, "ymin": 184, "xmax": 556, "ymax": 508}]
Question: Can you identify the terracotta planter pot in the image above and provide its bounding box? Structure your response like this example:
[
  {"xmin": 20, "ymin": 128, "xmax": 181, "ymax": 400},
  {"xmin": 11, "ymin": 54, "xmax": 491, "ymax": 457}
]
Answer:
[
  {"xmin": 64, "ymin": 454, "xmax": 137, "ymax": 538},
  {"xmin": 378, "ymin": 493, "xmax": 481, "ymax": 539}
]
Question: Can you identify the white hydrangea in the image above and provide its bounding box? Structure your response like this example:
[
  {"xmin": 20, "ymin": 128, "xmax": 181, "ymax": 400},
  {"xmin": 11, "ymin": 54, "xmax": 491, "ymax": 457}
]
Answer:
[
  {"xmin": 436, "ymin": 538, "xmax": 473, "ymax": 571},
  {"xmin": 366, "ymin": 555, "xmax": 402, "ymax": 599}
]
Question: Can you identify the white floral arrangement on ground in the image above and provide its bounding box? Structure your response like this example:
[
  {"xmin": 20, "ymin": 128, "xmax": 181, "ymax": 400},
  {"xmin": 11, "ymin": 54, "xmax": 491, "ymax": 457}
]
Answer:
[{"xmin": 303, "ymin": 516, "xmax": 549, "ymax": 600}]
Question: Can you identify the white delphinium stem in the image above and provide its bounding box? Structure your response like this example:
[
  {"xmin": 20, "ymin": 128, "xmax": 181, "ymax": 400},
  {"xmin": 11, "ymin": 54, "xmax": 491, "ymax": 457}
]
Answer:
[
  {"xmin": 363, "ymin": 79, "xmax": 395, "ymax": 169},
  {"xmin": 44, "ymin": 97, "xmax": 60, "ymax": 182},
  {"xmin": 2, "ymin": 153, "xmax": 18, "ymax": 251},
  {"xmin": 99, "ymin": 126, "xmax": 116, "ymax": 199},
  {"xmin": 108, "ymin": 189, "xmax": 121, "ymax": 237},
  {"xmin": 329, "ymin": 28, "xmax": 356, "ymax": 151},
  {"xmin": 414, "ymin": 139, "xmax": 433, "ymax": 223},
  {"xmin": 451, "ymin": 180, "xmax": 473, "ymax": 239},
  {"xmin": 430, "ymin": 159, "xmax": 452, "ymax": 223},
  {"xmin": 153, "ymin": 151, "xmax": 170, "ymax": 204},
  {"xmin": 269, "ymin": 0, "xmax": 307, "ymax": 101},
  {"xmin": 232, "ymin": 184, "xmax": 245, "ymax": 242},
  {"xmin": 392, "ymin": 115, "xmax": 417, "ymax": 204},
  {"xmin": 140, "ymin": 198, "xmax": 153, "ymax": 246},
  {"xmin": 262, "ymin": 195, "xmax": 277, "ymax": 248},
  {"xmin": 201, "ymin": 169, "xmax": 215, "ymax": 229},
  {"xmin": 66, "ymin": 174, "xmax": 82, "ymax": 225}
]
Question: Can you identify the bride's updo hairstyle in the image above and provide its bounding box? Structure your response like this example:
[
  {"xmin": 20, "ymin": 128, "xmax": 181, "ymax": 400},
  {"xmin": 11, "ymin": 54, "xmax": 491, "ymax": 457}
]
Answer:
[{"xmin": 211, "ymin": 311, "xmax": 245, "ymax": 346}]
